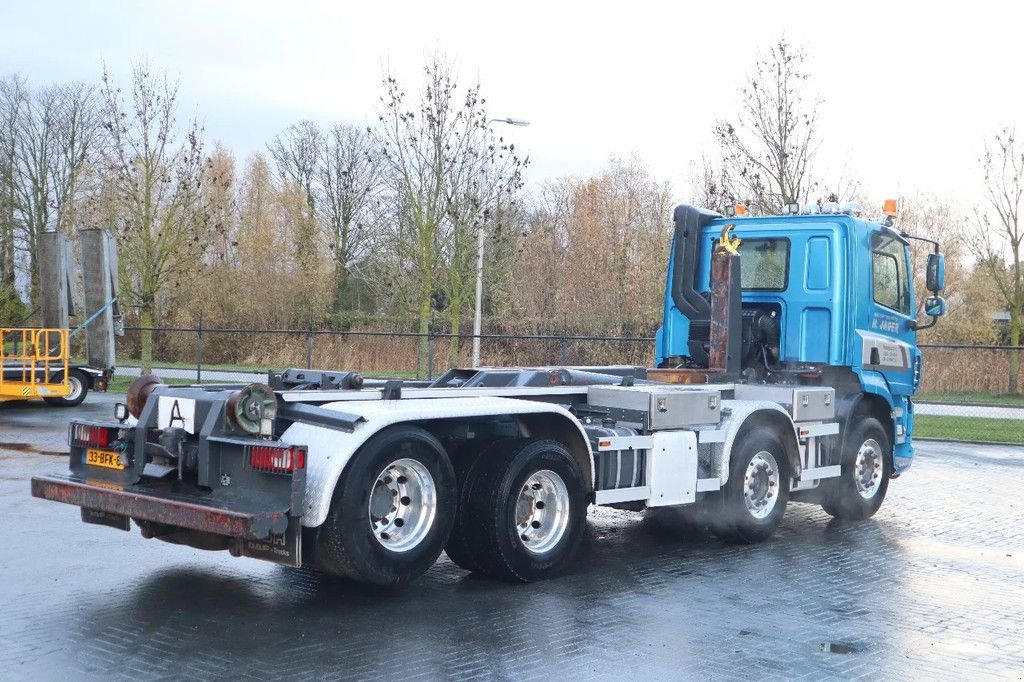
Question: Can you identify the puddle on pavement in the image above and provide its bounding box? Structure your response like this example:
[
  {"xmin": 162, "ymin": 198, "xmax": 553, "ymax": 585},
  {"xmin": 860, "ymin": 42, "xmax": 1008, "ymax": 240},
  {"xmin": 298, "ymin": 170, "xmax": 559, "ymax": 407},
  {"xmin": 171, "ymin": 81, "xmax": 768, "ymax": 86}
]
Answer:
[{"xmin": 0, "ymin": 442, "xmax": 68, "ymax": 456}]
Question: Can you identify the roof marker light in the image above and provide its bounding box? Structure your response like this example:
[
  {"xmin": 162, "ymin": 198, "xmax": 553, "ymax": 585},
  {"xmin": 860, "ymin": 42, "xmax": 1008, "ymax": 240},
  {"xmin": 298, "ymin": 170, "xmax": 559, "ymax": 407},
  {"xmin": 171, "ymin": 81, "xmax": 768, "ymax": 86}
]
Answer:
[{"xmin": 841, "ymin": 202, "xmax": 863, "ymax": 217}]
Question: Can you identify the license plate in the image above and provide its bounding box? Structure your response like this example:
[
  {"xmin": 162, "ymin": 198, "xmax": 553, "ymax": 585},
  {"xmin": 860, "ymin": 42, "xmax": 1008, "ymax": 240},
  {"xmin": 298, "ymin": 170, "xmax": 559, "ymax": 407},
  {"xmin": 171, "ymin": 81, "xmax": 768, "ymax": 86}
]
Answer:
[
  {"xmin": 86, "ymin": 448, "xmax": 124, "ymax": 470},
  {"xmin": 81, "ymin": 507, "xmax": 130, "ymax": 531}
]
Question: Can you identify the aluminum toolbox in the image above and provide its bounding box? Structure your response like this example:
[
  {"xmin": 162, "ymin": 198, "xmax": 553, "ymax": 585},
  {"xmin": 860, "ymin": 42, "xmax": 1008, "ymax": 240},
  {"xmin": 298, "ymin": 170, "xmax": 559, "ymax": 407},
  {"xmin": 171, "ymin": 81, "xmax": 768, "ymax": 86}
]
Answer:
[
  {"xmin": 587, "ymin": 385, "xmax": 722, "ymax": 430},
  {"xmin": 732, "ymin": 384, "xmax": 835, "ymax": 422}
]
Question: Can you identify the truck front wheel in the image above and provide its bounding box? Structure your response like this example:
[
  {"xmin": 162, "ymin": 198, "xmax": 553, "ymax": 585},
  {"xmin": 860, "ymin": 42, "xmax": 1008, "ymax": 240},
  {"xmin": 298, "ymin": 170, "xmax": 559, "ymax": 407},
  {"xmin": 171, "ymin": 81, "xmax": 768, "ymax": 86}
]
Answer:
[
  {"xmin": 315, "ymin": 426, "xmax": 456, "ymax": 585},
  {"xmin": 821, "ymin": 417, "xmax": 891, "ymax": 520},
  {"xmin": 714, "ymin": 426, "xmax": 790, "ymax": 543},
  {"xmin": 447, "ymin": 438, "xmax": 587, "ymax": 582}
]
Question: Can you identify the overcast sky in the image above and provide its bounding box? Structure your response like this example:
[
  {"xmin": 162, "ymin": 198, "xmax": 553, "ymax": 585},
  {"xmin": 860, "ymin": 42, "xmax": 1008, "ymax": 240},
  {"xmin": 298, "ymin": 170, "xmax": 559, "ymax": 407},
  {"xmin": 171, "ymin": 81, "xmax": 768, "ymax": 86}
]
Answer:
[{"xmin": 3, "ymin": 0, "xmax": 1022, "ymax": 208}]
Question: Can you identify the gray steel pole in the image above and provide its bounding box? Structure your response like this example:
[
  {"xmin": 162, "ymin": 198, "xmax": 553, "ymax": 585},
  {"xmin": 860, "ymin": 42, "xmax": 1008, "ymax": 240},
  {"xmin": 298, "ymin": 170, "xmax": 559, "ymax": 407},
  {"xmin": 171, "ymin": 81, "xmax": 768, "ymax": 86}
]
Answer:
[
  {"xmin": 473, "ymin": 117, "xmax": 530, "ymax": 368},
  {"xmin": 195, "ymin": 313, "xmax": 203, "ymax": 383},
  {"xmin": 471, "ymin": 225, "xmax": 485, "ymax": 368}
]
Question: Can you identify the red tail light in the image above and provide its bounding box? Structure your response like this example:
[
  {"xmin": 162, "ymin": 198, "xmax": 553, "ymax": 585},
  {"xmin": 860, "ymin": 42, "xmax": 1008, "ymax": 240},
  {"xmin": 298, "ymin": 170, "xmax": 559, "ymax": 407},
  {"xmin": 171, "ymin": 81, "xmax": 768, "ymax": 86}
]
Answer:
[
  {"xmin": 250, "ymin": 444, "xmax": 305, "ymax": 474},
  {"xmin": 70, "ymin": 423, "xmax": 114, "ymax": 448}
]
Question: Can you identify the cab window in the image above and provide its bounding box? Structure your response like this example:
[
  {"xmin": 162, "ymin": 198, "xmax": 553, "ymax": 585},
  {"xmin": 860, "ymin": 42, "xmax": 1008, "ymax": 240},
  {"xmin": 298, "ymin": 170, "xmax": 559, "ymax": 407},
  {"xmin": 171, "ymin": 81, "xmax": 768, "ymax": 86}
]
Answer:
[
  {"xmin": 739, "ymin": 238, "xmax": 789, "ymax": 291},
  {"xmin": 872, "ymin": 232, "xmax": 910, "ymax": 314}
]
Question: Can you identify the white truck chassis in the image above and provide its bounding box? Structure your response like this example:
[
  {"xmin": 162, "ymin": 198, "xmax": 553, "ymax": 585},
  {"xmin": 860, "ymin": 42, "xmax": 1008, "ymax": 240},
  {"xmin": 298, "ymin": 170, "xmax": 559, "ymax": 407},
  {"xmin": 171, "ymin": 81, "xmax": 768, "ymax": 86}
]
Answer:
[
  {"xmin": 31, "ymin": 348, "xmax": 890, "ymax": 589},
  {"xmin": 273, "ymin": 379, "xmax": 841, "ymax": 526}
]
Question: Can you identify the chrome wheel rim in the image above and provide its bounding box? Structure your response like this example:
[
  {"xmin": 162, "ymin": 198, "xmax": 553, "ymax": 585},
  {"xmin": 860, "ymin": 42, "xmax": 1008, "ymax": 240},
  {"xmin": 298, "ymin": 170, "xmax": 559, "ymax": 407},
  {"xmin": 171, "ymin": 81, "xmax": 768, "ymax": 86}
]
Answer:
[
  {"xmin": 515, "ymin": 469, "xmax": 570, "ymax": 554},
  {"xmin": 66, "ymin": 375, "xmax": 83, "ymax": 402},
  {"xmin": 855, "ymin": 438, "xmax": 884, "ymax": 499},
  {"xmin": 743, "ymin": 451, "xmax": 780, "ymax": 519},
  {"xmin": 368, "ymin": 458, "xmax": 437, "ymax": 552}
]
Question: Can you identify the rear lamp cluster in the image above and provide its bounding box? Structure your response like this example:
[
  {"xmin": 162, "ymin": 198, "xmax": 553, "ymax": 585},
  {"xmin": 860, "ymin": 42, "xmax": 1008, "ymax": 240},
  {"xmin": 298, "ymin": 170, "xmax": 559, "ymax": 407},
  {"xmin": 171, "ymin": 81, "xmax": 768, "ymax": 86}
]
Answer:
[
  {"xmin": 70, "ymin": 423, "xmax": 116, "ymax": 448},
  {"xmin": 249, "ymin": 444, "xmax": 306, "ymax": 474}
]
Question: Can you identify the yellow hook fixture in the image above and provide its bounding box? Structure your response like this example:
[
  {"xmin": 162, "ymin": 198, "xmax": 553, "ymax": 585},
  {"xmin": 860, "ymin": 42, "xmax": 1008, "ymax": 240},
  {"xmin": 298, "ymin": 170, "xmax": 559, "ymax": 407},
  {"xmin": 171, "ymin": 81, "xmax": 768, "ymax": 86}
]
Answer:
[{"xmin": 718, "ymin": 224, "xmax": 742, "ymax": 255}]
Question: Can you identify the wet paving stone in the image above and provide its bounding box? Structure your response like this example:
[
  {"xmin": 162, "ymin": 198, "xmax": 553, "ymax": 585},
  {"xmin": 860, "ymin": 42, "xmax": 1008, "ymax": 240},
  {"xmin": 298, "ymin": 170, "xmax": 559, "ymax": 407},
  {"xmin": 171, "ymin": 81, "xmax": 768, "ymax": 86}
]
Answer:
[{"xmin": 2, "ymin": 396, "xmax": 1023, "ymax": 680}]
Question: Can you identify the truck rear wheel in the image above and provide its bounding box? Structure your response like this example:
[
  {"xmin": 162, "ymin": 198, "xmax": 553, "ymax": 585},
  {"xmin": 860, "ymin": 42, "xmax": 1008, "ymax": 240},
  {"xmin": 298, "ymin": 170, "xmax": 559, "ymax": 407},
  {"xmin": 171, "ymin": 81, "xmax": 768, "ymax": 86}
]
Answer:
[
  {"xmin": 315, "ymin": 425, "xmax": 456, "ymax": 585},
  {"xmin": 442, "ymin": 443, "xmax": 489, "ymax": 573},
  {"xmin": 44, "ymin": 369, "xmax": 89, "ymax": 407},
  {"xmin": 821, "ymin": 417, "xmax": 891, "ymax": 520},
  {"xmin": 714, "ymin": 425, "xmax": 790, "ymax": 543},
  {"xmin": 447, "ymin": 438, "xmax": 587, "ymax": 582}
]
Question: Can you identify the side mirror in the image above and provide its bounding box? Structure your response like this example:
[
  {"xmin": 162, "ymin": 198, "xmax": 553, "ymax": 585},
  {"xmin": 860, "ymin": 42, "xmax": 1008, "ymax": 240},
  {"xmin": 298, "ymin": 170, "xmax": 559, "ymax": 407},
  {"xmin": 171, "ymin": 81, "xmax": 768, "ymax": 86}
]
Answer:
[
  {"xmin": 926, "ymin": 253, "xmax": 945, "ymax": 292},
  {"xmin": 924, "ymin": 295, "xmax": 947, "ymax": 317}
]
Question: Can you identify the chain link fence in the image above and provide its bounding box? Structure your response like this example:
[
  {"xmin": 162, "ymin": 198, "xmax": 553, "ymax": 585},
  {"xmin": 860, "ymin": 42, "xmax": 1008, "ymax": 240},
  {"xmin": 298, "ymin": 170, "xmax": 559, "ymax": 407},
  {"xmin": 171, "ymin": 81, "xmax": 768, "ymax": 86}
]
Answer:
[
  {"xmin": 916, "ymin": 344, "xmax": 1024, "ymax": 444},
  {"xmin": 110, "ymin": 328, "xmax": 1024, "ymax": 445}
]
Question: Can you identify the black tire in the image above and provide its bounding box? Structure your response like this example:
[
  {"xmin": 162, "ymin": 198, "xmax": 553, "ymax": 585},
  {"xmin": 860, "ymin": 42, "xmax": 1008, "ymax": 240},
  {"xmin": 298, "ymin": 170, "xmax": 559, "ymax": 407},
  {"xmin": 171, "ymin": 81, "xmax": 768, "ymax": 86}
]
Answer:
[
  {"xmin": 442, "ymin": 442, "xmax": 489, "ymax": 573},
  {"xmin": 314, "ymin": 425, "xmax": 456, "ymax": 585},
  {"xmin": 821, "ymin": 417, "xmax": 891, "ymax": 520},
  {"xmin": 450, "ymin": 438, "xmax": 587, "ymax": 582},
  {"xmin": 44, "ymin": 369, "xmax": 89, "ymax": 407},
  {"xmin": 713, "ymin": 425, "xmax": 790, "ymax": 543}
]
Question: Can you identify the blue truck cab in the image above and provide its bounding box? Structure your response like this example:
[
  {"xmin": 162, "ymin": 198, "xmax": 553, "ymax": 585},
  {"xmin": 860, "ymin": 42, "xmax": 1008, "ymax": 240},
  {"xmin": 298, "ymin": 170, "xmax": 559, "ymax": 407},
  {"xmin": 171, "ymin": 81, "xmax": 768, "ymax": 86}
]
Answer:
[{"xmin": 656, "ymin": 204, "xmax": 945, "ymax": 476}]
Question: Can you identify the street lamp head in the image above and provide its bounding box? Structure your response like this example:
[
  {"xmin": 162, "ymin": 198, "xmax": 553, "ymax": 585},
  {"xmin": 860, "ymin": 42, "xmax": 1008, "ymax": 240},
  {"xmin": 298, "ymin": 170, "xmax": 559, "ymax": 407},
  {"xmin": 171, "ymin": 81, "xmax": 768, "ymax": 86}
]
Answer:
[{"xmin": 490, "ymin": 117, "xmax": 531, "ymax": 127}]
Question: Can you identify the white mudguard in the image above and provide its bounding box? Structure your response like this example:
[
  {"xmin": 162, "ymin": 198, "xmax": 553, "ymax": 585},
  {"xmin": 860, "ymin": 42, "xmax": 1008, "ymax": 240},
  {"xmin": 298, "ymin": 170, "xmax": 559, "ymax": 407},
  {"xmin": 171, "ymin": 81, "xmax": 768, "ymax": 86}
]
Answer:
[
  {"xmin": 716, "ymin": 400, "xmax": 800, "ymax": 486},
  {"xmin": 280, "ymin": 397, "xmax": 591, "ymax": 527}
]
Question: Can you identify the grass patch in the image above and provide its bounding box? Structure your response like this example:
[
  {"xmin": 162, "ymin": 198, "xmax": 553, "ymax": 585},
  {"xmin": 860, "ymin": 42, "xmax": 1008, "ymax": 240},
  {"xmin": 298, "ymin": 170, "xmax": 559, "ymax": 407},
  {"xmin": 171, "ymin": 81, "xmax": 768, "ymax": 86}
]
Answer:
[
  {"xmin": 114, "ymin": 358, "xmax": 269, "ymax": 372},
  {"xmin": 917, "ymin": 391, "xmax": 1024, "ymax": 406},
  {"xmin": 107, "ymin": 376, "xmax": 196, "ymax": 394},
  {"xmin": 914, "ymin": 414, "xmax": 1024, "ymax": 444},
  {"xmin": 363, "ymin": 370, "xmax": 420, "ymax": 379},
  {"xmin": 112, "ymin": 358, "xmax": 421, "ymax": 379}
]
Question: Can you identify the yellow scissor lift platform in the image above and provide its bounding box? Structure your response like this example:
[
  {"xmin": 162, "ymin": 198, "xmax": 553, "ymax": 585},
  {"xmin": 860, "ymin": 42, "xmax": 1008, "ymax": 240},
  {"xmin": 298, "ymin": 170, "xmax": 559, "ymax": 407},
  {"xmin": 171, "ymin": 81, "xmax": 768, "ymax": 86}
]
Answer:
[{"xmin": 0, "ymin": 328, "xmax": 70, "ymax": 402}]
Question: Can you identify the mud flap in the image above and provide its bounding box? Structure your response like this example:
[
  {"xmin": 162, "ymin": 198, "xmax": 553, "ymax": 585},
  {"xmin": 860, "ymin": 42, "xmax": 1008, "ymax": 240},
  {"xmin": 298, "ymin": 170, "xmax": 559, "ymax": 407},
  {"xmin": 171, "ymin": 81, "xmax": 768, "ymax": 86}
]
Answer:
[{"xmin": 239, "ymin": 516, "xmax": 302, "ymax": 567}]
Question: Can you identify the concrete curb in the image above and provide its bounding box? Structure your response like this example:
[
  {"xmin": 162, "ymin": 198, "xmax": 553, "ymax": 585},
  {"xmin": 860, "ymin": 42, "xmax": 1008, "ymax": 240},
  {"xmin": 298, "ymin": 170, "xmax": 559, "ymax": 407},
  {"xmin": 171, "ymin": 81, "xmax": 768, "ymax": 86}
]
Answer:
[{"xmin": 914, "ymin": 436, "xmax": 1024, "ymax": 448}]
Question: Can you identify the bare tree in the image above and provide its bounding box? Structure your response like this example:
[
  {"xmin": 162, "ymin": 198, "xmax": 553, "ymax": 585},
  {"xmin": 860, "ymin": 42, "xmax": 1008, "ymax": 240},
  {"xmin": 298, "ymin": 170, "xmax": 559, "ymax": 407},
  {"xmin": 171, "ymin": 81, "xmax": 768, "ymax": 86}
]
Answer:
[
  {"xmin": 442, "ymin": 120, "xmax": 525, "ymax": 365},
  {"xmin": 10, "ymin": 82, "xmax": 59, "ymax": 306},
  {"xmin": 268, "ymin": 121, "xmax": 384, "ymax": 323},
  {"xmin": 268, "ymin": 121, "xmax": 322, "ymax": 274},
  {"xmin": 971, "ymin": 127, "xmax": 1024, "ymax": 392},
  {"xmin": 376, "ymin": 55, "xmax": 524, "ymax": 375},
  {"xmin": 0, "ymin": 75, "xmax": 27, "ymax": 321},
  {"xmin": 198, "ymin": 144, "xmax": 237, "ymax": 266},
  {"xmin": 507, "ymin": 156, "xmax": 671, "ymax": 336},
  {"xmin": 899, "ymin": 194, "xmax": 965, "ymax": 319},
  {"xmin": 713, "ymin": 38, "xmax": 820, "ymax": 214},
  {"xmin": 0, "ymin": 76, "xmax": 99, "ymax": 310},
  {"xmin": 49, "ymin": 81, "xmax": 101, "ymax": 235},
  {"xmin": 268, "ymin": 120, "xmax": 322, "ymax": 212},
  {"xmin": 319, "ymin": 123, "xmax": 381, "ymax": 322},
  {"xmin": 100, "ymin": 63, "xmax": 207, "ymax": 373},
  {"xmin": 687, "ymin": 155, "xmax": 733, "ymax": 212}
]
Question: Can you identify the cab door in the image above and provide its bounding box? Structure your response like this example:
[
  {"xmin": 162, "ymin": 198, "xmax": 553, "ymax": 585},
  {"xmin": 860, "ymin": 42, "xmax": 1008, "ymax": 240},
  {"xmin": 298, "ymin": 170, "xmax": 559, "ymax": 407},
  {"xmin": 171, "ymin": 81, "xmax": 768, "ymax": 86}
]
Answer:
[{"xmin": 861, "ymin": 230, "xmax": 917, "ymax": 397}]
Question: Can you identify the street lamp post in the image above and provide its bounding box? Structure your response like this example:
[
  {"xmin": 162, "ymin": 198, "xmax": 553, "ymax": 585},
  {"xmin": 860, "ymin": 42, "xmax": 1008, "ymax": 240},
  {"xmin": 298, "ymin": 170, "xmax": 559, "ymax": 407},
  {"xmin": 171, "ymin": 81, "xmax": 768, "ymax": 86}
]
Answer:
[{"xmin": 472, "ymin": 117, "xmax": 530, "ymax": 368}]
